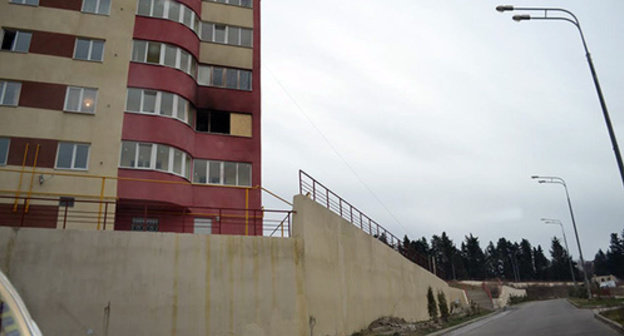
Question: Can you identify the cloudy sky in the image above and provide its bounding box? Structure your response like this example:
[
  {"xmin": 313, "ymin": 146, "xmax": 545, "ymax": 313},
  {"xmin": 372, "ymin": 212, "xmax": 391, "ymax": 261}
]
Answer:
[{"xmin": 260, "ymin": 0, "xmax": 624, "ymax": 260}]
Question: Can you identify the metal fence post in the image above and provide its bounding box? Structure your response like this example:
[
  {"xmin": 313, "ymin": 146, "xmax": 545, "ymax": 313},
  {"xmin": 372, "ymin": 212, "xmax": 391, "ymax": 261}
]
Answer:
[
  {"xmin": 103, "ymin": 202, "xmax": 108, "ymax": 231},
  {"xmin": 62, "ymin": 203, "xmax": 69, "ymax": 229}
]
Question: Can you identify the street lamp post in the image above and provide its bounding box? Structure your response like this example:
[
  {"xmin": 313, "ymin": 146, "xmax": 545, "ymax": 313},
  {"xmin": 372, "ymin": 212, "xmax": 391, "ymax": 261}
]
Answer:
[
  {"xmin": 541, "ymin": 218, "xmax": 577, "ymax": 285},
  {"xmin": 532, "ymin": 176, "xmax": 592, "ymax": 298},
  {"xmin": 497, "ymin": 5, "xmax": 624, "ymax": 190}
]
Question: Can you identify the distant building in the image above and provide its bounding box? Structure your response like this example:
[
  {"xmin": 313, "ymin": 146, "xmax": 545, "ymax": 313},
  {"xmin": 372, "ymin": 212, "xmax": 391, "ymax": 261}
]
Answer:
[
  {"xmin": 591, "ymin": 275, "xmax": 620, "ymax": 288},
  {"xmin": 0, "ymin": 0, "xmax": 261, "ymax": 234}
]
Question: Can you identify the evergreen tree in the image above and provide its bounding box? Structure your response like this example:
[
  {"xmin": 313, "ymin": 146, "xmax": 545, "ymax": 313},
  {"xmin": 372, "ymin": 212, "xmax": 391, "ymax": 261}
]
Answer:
[
  {"xmin": 431, "ymin": 232, "xmax": 458, "ymax": 280},
  {"xmin": 593, "ymin": 249, "xmax": 609, "ymax": 276},
  {"xmin": 549, "ymin": 237, "xmax": 576, "ymax": 281},
  {"xmin": 427, "ymin": 286, "xmax": 438, "ymax": 321},
  {"xmin": 533, "ymin": 245, "xmax": 550, "ymax": 280},
  {"xmin": 517, "ymin": 239, "xmax": 535, "ymax": 281},
  {"xmin": 461, "ymin": 234, "xmax": 486, "ymax": 280},
  {"xmin": 413, "ymin": 237, "xmax": 430, "ymax": 255},
  {"xmin": 437, "ymin": 291, "xmax": 450, "ymax": 322},
  {"xmin": 484, "ymin": 241, "xmax": 500, "ymax": 279},
  {"xmin": 606, "ymin": 231, "xmax": 624, "ymax": 278},
  {"xmin": 495, "ymin": 238, "xmax": 516, "ymax": 280}
]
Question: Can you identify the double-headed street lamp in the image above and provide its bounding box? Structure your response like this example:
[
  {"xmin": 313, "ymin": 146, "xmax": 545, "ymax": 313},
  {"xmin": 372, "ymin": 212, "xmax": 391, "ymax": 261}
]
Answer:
[
  {"xmin": 497, "ymin": 5, "xmax": 624, "ymax": 190},
  {"xmin": 541, "ymin": 218, "xmax": 576, "ymax": 285},
  {"xmin": 532, "ymin": 176, "xmax": 591, "ymax": 298}
]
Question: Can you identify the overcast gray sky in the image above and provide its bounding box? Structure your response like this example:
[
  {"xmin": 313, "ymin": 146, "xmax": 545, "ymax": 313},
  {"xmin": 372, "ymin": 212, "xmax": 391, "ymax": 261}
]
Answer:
[{"xmin": 260, "ymin": 0, "xmax": 624, "ymax": 260}]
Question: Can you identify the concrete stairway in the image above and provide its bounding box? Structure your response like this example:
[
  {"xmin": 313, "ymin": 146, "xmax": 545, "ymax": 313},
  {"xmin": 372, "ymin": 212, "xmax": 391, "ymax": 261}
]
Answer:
[{"xmin": 462, "ymin": 286, "xmax": 494, "ymax": 311}]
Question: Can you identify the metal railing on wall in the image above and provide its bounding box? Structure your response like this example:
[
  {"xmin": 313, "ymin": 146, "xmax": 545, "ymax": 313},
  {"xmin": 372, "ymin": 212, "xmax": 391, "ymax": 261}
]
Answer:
[
  {"xmin": 298, "ymin": 170, "xmax": 436, "ymax": 273},
  {"xmin": 0, "ymin": 195, "xmax": 294, "ymax": 237},
  {"xmin": 0, "ymin": 164, "xmax": 294, "ymax": 237}
]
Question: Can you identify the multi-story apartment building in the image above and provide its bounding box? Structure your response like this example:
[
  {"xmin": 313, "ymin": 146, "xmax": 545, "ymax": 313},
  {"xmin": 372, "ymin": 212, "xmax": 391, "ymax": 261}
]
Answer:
[{"xmin": 0, "ymin": 0, "xmax": 262, "ymax": 235}]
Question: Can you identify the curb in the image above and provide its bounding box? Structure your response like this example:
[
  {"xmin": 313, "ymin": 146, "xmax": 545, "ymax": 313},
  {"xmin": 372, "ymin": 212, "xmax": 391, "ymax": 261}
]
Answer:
[
  {"xmin": 594, "ymin": 308, "xmax": 624, "ymax": 335},
  {"xmin": 426, "ymin": 310, "xmax": 501, "ymax": 336}
]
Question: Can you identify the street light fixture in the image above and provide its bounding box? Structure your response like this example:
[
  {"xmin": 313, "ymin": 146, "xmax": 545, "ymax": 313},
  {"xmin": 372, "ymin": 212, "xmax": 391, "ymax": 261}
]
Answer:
[
  {"xmin": 532, "ymin": 175, "xmax": 591, "ymax": 298},
  {"xmin": 498, "ymin": 5, "xmax": 624, "ymax": 190},
  {"xmin": 541, "ymin": 218, "xmax": 577, "ymax": 286}
]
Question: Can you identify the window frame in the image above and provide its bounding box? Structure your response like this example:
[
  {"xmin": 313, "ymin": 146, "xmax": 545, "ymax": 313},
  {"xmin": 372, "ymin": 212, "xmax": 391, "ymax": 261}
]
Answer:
[
  {"xmin": 131, "ymin": 40, "xmax": 197, "ymax": 78},
  {"xmin": 192, "ymin": 159, "xmax": 252, "ymax": 187},
  {"xmin": 197, "ymin": 65, "xmax": 252, "ymax": 91},
  {"xmin": 81, "ymin": 0, "xmax": 111, "ymax": 16},
  {"xmin": 0, "ymin": 80, "xmax": 22, "ymax": 106},
  {"xmin": 0, "ymin": 138, "xmax": 9, "ymax": 166},
  {"xmin": 199, "ymin": 22, "xmax": 253, "ymax": 48},
  {"xmin": 136, "ymin": 0, "xmax": 199, "ymax": 34},
  {"xmin": 1, "ymin": 29, "xmax": 32, "ymax": 53},
  {"xmin": 55, "ymin": 142, "xmax": 90, "ymax": 170},
  {"xmin": 204, "ymin": 0, "xmax": 252, "ymax": 9},
  {"xmin": 63, "ymin": 86, "xmax": 98, "ymax": 114},
  {"xmin": 8, "ymin": 0, "xmax": 39, "ymax": 6},
  {"xmin": 119, "ymin": 141, "xmax": 191, "ymax": 180},
  {"xmin": 73, "ymin": 38, "xmax": 105, "ymax": 62},
  {"xmin": 125, "ymin": 88, "xmax": 192, "ymax": 125}
]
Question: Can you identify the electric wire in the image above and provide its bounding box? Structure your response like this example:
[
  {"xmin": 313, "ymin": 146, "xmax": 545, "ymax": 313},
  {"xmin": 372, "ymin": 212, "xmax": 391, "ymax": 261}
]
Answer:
[{"xmin": 266, "ymin": 66, "xmax": 415, "ymax": 239}]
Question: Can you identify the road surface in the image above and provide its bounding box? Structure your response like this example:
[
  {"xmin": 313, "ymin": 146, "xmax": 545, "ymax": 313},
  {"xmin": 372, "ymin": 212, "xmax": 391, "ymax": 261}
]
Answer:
[{"xmin": 446, "ymin": 299, "xmax": 619, "ymax": 336}]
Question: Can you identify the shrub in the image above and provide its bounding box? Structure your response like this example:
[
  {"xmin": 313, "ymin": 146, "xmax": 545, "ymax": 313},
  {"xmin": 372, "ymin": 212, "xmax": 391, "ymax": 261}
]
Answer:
[
  {"xmin": 437, "ymin": 291, "xmax": 450, "ymax": 322},
  {"xmin": 427, "ymin": 286, "xmax": 438, "ymax": 321}
]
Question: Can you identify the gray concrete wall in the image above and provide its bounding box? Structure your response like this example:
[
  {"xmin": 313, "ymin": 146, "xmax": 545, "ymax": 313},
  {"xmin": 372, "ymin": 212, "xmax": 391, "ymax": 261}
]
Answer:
[
  {"xmin": 292, "ymin": 195, "xmax": 468, "ymax": 336},
  {"xmin": 0, "ymin": 194, "xmax": 467, "ymax": 336},
  {"xmin": 0, "ymin": 227, "xmax": 307, "ymax": 336}
]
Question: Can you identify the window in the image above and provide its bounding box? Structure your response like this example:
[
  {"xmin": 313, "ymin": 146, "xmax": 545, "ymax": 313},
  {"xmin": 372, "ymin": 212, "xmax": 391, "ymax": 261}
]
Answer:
[
  {"xmin": 131, "ymin": 217, "xmax": 159, "ymax": 231},
  {"xmin": 1, "ymin": 29, "xmax": 32, "ymax": 52},
  {"xmin": 192, "ymin": 159, "xmax": 251, "ymax": 187},
  {"xmin": 119, "ymin": 141, "xmax": 191, "ymax": 179},
  {"xmin": 64, "ymin": 86, "xmax": 98, "ymax": 113},
  {"xmin": 200, "ymin": 22, "xmax": 252, "ymax": 47},
  {"xmin": 74, "ymin": 38, "xmax": 104, "ymax": 61},
  {"xmin": 137, "ymin": 0, "xmax": 199, "ymax": 34},
  {"xmin": 196, "ymin": 110, "xmax": 230, "ymax": 134},
  {"xmin": 9, "ymin": 0, "xmax": 39, "ymax": 5},
  {"xmin": 194, "ymin": 218, "xmax": 212, "ymax": 234},
  {"xmin": 197, "ymin": 65, "xmax": 252, "ymax": 91},
  {"xmin": 131, "ymin": 40, "xmax": 197, "ymax": 77},
  {"xmin": 125, "ymin": 88, "xmax": 192, "ymax": 124},
  {"xmin": 0, "ymin": 81, "xmax": 21, "ymax": 106},
  {"xmin": 204, "ymin": 0, "xmax": 252, "ymax": 9},
  {"xmin": 56, "ymin": 142, "xmax": 90, "ymax": 170},
  {"xmin": 0, "ymin": 138, "xmax": 9, "ymax": 165},
  {"xmin": 82, "ymin": 0, "xmax": 111, "ymax": 15}
]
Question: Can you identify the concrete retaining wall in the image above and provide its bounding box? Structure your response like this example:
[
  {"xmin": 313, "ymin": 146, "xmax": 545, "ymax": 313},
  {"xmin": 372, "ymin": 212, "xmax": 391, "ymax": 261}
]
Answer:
[
  {"xmin": 0, "ymin": 194, "xmax": 467, "ymax": 336},
  {"xmin": 293, "ymin": 195, "xmax": 468, "ymax": 335},
  {"xmin": 493, "ymin": 285, "xmax": 527, "ymax": 309}
]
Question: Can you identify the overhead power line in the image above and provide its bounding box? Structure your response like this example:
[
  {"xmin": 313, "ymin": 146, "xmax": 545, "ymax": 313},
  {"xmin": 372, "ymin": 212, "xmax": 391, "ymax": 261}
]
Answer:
[{"xmin": 266, "ymin": 67, "xmax": 414, "ymax": 238}]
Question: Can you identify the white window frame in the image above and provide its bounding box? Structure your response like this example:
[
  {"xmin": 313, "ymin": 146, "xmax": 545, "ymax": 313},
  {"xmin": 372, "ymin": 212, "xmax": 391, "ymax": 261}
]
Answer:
[
  {"xmin": 73, "ymin": 38, "xmax": 105, "ymax": 62},
  {"xmin": 199, "ymin": 22, "xmax": 252, "ymax": 48},
  {"xmin": 0, "ymin": 138, "xmax": 9, "ymax": 165},
  {"xmin": 55, "ymin": 142, "xmax": 90, "ymax": 170},
  {"xmin": 193, "ymin": 159, "xmax": 251, "ymax": 187},
  {"xmin": 205, "ymin": 0, "xmax": 252, "ymax": 9},
  {"xmin": 131, "ymin": 40, "xmax": 197, "ymax": 77},
  {"xmin": 82, "ymin": 0, "xmax": 111, "ymax": 15},
  {"xmin": 0, "ymin": 80, "xmax": 22, "ymax": 106},
  {"xmin": 120, "ymin": 141, "xmax": 191, "ymax": 179},
  {"xmin": 197, "ymin": 65, "xmax": 252, "ymax": 91},
  {"xmin": 63, "ymin": 86, "xmax": 98, "ymax": 114},
  {"xmin": 9, "ymin": 0, "xmax": 39, "ymax": 6},
  {"xmin": 137, "ymin": 0, "xmax": 199, "ymax": 34},
  {"xmin": 1, "ymin": 29, "xmax": 32, "ymax": 53},
  {"xmin": 125, "ymin": 88, "xmax": 191, "ymax": 124}
]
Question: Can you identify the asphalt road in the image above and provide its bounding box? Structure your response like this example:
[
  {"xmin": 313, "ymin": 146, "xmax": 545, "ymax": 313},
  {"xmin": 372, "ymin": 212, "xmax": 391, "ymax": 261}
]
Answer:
[{"xmin": 445, "ymin": 299, "xmax": 620, "ymax": 336}]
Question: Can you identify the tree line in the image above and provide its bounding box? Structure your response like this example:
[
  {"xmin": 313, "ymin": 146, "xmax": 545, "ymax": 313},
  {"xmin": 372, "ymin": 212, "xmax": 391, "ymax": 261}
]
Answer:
[{"xmin": 389, "ymin": 228, "xmax": 624, "ymax": 282}]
